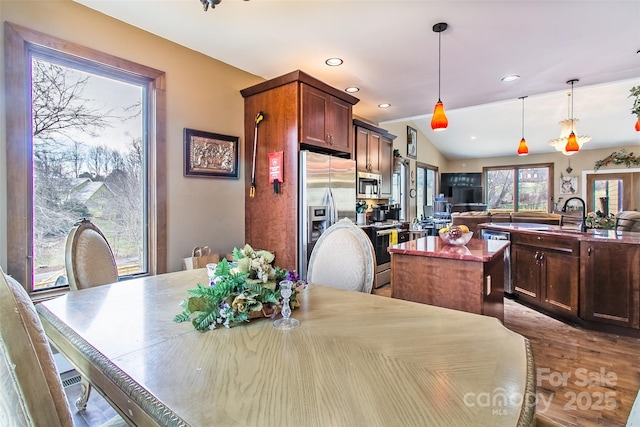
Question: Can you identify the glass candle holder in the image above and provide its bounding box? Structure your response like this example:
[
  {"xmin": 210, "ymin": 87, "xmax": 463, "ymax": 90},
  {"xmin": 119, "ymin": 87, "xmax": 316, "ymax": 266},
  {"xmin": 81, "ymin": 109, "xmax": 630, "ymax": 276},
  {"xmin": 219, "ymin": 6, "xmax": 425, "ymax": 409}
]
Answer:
[{"xmin": 273, "ymin": 280, "xmax": 300, "ymax": 330}]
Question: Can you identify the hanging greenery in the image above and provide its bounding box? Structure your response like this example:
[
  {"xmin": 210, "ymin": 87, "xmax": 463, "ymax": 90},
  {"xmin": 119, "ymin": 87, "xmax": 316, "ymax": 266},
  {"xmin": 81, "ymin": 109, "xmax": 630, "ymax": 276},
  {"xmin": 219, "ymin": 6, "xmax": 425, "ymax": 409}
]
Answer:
[
  {"xmin": 594, "ymin": 149, "xmax": 640, "ymax": 171},
  {"xmin": 631, "ymin": 86, "xmax": 640, "ymax": 116}
]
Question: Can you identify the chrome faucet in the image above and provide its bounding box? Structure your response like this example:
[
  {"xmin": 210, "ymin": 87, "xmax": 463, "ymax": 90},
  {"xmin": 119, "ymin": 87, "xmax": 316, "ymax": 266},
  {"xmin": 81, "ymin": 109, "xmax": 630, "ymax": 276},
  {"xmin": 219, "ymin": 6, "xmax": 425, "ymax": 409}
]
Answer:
[{"xmin": 561, "ymin": 196, "xmax": 587, "ymax": 232}]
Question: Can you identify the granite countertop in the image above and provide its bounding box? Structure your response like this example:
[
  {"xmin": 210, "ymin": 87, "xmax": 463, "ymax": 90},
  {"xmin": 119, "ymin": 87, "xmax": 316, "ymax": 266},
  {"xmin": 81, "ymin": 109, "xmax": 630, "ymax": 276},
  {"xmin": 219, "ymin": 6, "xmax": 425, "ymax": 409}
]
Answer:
[
  {"xmin": 388, "ymin": 236, "xmax": 509, "ymax": 262},
  {"xmin": 480, "ymin": 222, "xmax": 640, "ymax": 245}
]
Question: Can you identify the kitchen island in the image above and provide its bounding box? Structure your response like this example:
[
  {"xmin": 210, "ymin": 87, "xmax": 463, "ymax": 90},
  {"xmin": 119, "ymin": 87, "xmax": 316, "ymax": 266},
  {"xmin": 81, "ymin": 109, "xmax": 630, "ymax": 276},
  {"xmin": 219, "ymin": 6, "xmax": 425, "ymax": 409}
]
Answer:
[
  {"xmin": 480, "ymin": 223, "xmax": 640, "ymax": 336},
  {"xmin": 389, "ymin": 236, "xmax": 509, "ymax": 322}
]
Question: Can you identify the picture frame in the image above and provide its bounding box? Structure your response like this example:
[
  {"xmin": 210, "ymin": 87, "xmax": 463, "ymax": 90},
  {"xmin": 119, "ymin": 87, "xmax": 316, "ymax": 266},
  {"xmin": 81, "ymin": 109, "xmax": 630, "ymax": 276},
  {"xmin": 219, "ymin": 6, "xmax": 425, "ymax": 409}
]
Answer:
[
  {"xmin": 184, "ymin": 128, "xmax": 239, "ymax": 178},
  {"xmin": 407, "ymin": 126, "xmax": 417, "ymax": 159},
  {"xmin": 560, "ymin": 174, "xmax": 578, "ymax": 195}
]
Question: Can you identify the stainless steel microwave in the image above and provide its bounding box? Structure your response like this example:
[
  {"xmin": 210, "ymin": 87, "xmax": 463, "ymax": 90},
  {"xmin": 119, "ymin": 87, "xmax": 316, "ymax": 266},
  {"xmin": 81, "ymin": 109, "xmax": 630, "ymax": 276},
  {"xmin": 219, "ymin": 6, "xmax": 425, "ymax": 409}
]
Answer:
[{"xmin": 357, "ymin": 172, "xmax": 382, "ymax": 199}]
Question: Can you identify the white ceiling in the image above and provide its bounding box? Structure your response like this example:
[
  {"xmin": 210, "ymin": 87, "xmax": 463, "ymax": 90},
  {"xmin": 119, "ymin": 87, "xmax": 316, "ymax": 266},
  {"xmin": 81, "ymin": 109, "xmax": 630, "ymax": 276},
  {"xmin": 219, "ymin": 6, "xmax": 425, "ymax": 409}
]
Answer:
[{"xmin": 75, "ymin": 0, "xmax": 640, "ymax": 159}]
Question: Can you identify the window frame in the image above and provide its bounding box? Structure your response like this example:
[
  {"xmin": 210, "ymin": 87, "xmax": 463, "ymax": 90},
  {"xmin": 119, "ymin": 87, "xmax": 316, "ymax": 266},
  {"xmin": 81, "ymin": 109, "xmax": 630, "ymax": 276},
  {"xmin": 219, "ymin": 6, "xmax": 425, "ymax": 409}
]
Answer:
[
  {"xmin": 5, "ymin": 22, "xmax": 167, "ymax": 300},
  {"xmin": 416, "ymin": 161, "xmax": 439, "ymax": 219},
  {"xmin": 483, "ymin": 162, "xmax": 554, "ymax": 213}
]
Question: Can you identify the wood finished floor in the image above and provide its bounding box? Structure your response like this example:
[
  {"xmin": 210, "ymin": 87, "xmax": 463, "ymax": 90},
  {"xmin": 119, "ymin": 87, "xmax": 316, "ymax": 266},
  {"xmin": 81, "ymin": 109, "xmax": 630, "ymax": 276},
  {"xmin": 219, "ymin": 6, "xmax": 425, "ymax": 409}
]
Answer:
[{"xmin": 64, "ymin": 285, "xmax": 640, "ymax": 426}]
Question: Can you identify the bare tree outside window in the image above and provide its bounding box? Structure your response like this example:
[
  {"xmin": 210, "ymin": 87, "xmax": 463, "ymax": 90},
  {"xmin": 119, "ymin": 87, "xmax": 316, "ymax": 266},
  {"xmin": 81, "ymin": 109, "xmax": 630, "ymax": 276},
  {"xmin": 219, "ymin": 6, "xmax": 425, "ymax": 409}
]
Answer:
[
  {"xmin": 485, "ymin": 165, "xmax": 551, "ymax": 212},
  {"xmin": 31, "ymin": 58, "xmax": 146, "ymax": 290}
]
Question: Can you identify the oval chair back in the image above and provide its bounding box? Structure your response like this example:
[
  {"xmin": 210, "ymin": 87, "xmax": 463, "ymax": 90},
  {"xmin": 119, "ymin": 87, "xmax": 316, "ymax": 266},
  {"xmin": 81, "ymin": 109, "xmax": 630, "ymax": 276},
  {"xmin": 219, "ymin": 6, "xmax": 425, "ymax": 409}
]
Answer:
[
  {"xmin": 307, "ymin": 218, "xmax": 376, "ymax": 293},
  {"xmin": 65, "ymin": 219, "xmax": 118, "ymax": 291}
]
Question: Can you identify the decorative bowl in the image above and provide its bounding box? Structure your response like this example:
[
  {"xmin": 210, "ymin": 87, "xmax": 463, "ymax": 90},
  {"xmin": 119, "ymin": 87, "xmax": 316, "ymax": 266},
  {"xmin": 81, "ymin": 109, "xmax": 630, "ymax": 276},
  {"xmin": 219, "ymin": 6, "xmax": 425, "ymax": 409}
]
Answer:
[{"xmin": 438, "ymin": 229, "xmax": 473, "ymax": 246}]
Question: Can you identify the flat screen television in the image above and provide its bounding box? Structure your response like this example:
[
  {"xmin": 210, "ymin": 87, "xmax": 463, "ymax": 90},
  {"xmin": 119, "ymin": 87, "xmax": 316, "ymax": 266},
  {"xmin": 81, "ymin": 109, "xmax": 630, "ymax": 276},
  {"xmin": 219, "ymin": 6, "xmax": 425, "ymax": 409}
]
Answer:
[{"xmin": 440, "ymin": 173, "xmax": 483, "ymax": 204}]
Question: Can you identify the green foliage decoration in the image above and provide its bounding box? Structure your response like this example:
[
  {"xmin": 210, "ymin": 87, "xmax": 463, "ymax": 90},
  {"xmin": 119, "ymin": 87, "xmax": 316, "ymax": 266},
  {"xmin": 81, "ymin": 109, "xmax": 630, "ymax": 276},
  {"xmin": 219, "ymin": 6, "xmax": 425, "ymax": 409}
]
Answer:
[
  {"xmin": 593, "ymin": 149, "xmax": 640, "ymax": 172},
  {"xmin": 630, "ymin": 86, "xmax": 640, "ymax": 116},
  {"xmin": 173, "ymin": 245, "xmax": 305, "ymax": 331}
]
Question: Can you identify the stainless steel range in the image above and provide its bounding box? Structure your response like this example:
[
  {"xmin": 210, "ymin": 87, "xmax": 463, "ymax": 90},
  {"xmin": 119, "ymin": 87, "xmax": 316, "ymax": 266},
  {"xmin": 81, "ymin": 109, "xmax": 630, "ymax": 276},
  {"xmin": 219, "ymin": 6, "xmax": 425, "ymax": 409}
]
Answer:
[{"xmin": 363, "ymin": 221, "xmax": 409, "ymax": 288}]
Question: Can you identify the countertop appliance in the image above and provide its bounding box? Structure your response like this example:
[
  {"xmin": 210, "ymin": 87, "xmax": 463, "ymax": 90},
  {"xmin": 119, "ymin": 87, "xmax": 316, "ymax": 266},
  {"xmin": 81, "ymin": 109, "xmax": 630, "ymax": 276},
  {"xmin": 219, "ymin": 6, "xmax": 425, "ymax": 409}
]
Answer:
[
  {"xmin": 299, "ymin": 151, "xmax": 356, "ymax": 279},
  {"xmin": 480, "ymin": 228, "xmax": 512, "ymax": 294}
]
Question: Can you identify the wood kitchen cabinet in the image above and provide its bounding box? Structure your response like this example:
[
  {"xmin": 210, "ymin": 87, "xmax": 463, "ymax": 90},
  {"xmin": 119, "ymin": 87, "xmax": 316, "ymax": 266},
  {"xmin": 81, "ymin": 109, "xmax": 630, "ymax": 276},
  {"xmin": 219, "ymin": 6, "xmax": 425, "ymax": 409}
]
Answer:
[
  {"xmin": 511, "ymin": 232, "xmax": 579, "ymax": 319},
  {"xmin": 240, "ymin": 71, "xmax": 359, "ymax": 271},
  {"xmin": 580, "ymin": 240, "xmax": 640, "ymax": 328},
  {"xmin": 300, "ymin": 83, "xmax": 352, "ymax": 154},
  {"xmin": 353, "ymin": 119, "xmax": 396, "ymax": 197}
]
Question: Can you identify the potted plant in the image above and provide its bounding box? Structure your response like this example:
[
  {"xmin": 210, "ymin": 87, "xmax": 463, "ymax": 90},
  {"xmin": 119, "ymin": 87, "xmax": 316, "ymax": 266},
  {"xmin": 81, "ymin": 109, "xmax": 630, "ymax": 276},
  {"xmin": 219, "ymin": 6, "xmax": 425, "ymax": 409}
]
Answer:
[{"xmin": 393, "ymin": 148, "xmax": 403, "ymax": 172}]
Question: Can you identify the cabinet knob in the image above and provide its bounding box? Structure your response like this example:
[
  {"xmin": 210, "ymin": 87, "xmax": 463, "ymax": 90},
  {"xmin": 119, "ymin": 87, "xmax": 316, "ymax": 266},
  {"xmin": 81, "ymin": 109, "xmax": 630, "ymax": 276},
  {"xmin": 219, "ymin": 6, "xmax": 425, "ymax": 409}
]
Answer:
[
  {"xmin": 587, "ymin": 245, "xmax": 592, "ymax": 256},
  {"xmin": 537, "ymin": 236, "xmax": 542, "ymax": 240}
]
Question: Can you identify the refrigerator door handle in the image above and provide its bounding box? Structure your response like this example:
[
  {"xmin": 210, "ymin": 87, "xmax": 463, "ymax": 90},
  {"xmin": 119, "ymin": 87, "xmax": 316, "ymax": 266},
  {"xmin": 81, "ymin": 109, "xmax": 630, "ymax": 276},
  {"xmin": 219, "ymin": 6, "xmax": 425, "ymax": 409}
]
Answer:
[{"xmin": 328, "ymin": 189, "xmax": 337, "ymax": 226}]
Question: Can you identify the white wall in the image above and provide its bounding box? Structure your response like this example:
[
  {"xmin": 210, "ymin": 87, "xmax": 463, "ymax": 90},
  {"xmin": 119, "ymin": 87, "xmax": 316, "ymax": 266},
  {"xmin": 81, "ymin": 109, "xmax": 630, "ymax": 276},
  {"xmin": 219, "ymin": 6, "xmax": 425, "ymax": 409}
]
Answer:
[{"xmin": 0, "ymin": 0, "xmax": 263, "ymax": 273}]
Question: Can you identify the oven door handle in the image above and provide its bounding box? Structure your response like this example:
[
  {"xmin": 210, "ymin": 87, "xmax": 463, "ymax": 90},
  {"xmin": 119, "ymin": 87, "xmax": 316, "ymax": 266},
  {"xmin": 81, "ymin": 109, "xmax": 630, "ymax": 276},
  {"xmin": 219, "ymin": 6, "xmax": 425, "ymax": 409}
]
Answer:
[{"xmin": 376, "ymin": 229, "xmax": 394, "ymax": 237}]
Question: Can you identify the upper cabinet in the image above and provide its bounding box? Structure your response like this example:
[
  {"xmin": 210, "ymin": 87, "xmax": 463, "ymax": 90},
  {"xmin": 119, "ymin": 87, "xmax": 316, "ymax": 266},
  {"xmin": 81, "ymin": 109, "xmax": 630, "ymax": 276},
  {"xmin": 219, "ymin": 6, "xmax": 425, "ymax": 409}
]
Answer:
[
  {"xmin": 354, "ymin": 119, "xmax": 396, "ymax": 198},
  {"xmin": 300, "ymin": 84, "xmax": 352, "ymax": 154}
]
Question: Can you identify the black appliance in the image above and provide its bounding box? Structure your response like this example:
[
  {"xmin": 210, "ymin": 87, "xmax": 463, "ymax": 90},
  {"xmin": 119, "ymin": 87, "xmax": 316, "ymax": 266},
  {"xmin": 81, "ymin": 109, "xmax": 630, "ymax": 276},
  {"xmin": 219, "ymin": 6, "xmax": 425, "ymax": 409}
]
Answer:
[
  {"xmin": 371, "ymin": 204, "xmax": 388, "ymax": 222},
  {"xmin": 440, "ymin": 172, "xmax": 483, "ymax": 204},
  {"xmin": 364, "ymin": 221, "xmax": 408, "ymax": 288}
]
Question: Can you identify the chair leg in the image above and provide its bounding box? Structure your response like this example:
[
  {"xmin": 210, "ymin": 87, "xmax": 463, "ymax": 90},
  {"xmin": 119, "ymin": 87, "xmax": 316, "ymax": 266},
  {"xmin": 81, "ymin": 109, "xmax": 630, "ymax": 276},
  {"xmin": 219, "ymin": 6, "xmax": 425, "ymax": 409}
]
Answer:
[{"xmin": 75, "ymin": 377, "xmax": 92, "ymax": 411}]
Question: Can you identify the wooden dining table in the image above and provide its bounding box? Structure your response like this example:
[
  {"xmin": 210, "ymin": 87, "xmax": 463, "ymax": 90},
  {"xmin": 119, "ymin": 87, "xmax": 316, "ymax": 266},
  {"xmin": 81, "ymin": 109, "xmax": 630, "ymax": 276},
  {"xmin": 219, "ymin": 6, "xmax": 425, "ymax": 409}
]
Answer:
[{"xmin": 37, "ymin": 269, "xmax": 536, "ymax": 427}]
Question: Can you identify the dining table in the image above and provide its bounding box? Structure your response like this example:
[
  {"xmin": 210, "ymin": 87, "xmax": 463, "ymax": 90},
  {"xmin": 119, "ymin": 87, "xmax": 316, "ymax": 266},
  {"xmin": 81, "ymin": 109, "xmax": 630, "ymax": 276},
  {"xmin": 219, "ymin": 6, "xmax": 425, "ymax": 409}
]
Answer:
[{"xmin": 37, "ymin": 269, "xmax": 536, "ymax": 427}]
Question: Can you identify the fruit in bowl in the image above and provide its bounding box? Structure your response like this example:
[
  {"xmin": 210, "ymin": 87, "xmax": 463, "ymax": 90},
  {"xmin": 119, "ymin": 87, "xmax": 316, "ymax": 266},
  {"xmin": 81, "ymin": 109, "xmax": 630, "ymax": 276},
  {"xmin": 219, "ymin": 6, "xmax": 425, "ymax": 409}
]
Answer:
[{"xmin": 438, "ymin": 225, "xmax": 473, "ymax": 246}]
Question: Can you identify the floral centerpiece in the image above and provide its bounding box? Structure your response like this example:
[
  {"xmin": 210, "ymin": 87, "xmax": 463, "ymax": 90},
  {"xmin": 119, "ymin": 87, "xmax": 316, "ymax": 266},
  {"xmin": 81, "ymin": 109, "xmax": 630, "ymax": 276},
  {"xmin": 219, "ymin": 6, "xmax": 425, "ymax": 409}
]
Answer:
[
  {"xmin": 585, "ymin": 211, "xmax": 616, "ymax": 230},
  {"xmin": 173, "ymin": 245, "xmax": 306, "ymax": 331}
]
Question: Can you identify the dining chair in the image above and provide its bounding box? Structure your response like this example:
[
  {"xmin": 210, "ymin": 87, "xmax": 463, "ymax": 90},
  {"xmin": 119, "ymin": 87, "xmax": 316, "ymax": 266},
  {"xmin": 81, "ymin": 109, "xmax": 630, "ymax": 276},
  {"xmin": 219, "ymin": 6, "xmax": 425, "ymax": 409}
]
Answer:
[
  {"xmin": 64, "ymin": 218, "xmax": 118, "ymax": 410},
  {"xmin": 615, "ymin": 211, "xmax": 640, "ymax": 233},
  {"xmin": 0, "ymin": 268, "xmax": 126, "ymax": 427},
  {"xmin": 65, "ymin": 218, "xmax": 118, "ymax": 291},
  {"xmin": 307, "ymin": 217, "xmax": 376, "ymax": 293}
]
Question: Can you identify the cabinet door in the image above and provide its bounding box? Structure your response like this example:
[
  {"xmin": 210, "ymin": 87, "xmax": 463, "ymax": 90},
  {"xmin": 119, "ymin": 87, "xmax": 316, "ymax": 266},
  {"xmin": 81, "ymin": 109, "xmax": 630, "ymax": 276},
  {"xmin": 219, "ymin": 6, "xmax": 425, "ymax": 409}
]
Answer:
[
  {"xmin": 511, "ymin": 244, "xmax": 540, "ymax": 303},
  {"xmin": 355, "ymin": 127, "xmax": 370, "ymax": 172},
  {"xmin": 540, "ymin": 250, "xmax": 579, "ymax": 316},
  {"xmin": 300, "ymin": 84, "xmax": 328, "ymax": 147},
  {"xmin": 380, "ymin": 136, "xmax": 393, "ymax": 197},
  {"xmin": 327, "ymin": 96, "xmax": 352, "ymax": 153},
  {"xmin": 581, "ymin": 241, "xmax": 640, "ymax": 328},
  {"xmin": 368, "ymin": 132, "xmax": 381, "ymax": 173}
]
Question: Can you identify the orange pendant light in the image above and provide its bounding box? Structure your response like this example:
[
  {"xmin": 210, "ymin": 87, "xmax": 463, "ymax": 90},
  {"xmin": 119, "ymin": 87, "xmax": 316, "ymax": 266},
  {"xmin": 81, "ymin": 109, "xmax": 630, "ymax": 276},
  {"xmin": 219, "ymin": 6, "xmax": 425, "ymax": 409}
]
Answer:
[
  {"xmin": 565, "ymin": 132, "xmax": 579, "ymax": 152},
  {"xmin": 431, "ymin": 99, "xmax": 448, "ymax": 131},
  {"xmin": 635, "ymin": 116, "xmax": 640, "ymax": 132},
  {"xmin": 431, "ymin": 23, "xmax": 448, "ymax": 131},
  {"xmin": 517, "ymin": 96, "xmax": 529, "ymax": 156},
  {"xmin": 564, "ymin": 79, "xmax": 581, "ymax": 154}
]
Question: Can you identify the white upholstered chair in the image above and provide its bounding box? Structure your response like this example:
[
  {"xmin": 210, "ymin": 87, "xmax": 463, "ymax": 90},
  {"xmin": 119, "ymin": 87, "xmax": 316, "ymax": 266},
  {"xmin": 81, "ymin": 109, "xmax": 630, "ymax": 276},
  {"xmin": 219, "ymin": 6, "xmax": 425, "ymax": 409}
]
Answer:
[
  {"xmin": 307, "ymin": 218, "xmax": 376, "ymax": 293},
  {"xmin": 0, "ymin": 268, "xmax": 126, "ymax": 427},
  {"xmin": 65, "ymin": 218, "xmax": 118, "ymax": 291},
  {"xmin": 64, "ymin": 218, "xmax": 118, "ymax": 410},
  {"xmin": 615, "ymin": 211, "xmax": 640, "ymax": 233}
]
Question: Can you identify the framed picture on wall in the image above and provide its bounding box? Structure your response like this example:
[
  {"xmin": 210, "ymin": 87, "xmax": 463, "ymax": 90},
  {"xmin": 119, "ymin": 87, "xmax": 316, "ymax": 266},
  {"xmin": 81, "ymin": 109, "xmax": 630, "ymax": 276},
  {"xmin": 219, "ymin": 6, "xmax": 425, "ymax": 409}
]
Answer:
[
  {"xmin": 407, "ymin": 126, "xmax": 417, "ymax": 159},
  {"xmin": 184, "ymin": 128, "xmax": 239, "ymax": 178},
  {"xmin": 560, "ymin": 174, "xmax": 578, "ymax": 195}
]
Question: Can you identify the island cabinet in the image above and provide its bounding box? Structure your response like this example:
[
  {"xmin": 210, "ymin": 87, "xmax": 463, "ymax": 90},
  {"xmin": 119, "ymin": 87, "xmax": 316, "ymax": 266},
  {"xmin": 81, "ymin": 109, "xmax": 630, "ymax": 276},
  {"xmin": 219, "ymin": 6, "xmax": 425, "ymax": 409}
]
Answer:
[
  {"xmin": 240, "ymin": 70, "xmax": 358, "ymax": 271},
  {"xmin": 353, "ymin": 119, "xmax": 396, "ymax": 198},
  {"xmin": 300, "ymin": 83, "xmax": 353, "ymax": 154},
  {"xmin": 511, "ymin": 232, "xmax": 580, "ymax": 319},
  {"xmin": 580, "ymin": 240, "xmax": 640, "ymax": 329}
]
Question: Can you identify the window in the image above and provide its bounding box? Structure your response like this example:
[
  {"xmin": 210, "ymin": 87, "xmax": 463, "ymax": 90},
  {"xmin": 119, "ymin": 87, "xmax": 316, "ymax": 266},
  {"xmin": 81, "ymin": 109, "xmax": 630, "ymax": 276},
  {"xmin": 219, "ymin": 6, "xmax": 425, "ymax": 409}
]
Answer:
[
  {"xmin": 586, "ymin": 172, "xmax": 636, "ymax": 214},
  {"xmin": 484, "ymin": 164, "xmax": 553, "ymax": 212},
  {"xmin": 5, "ymin": 23, "xmax": 167, "ymax": 298},
  {"xmin": 416, "ymin": 163, "xmax": 438, "ymax": 219},
  {"xmin": 391, "ymin": 160, "xmax": 408, "ymax": 221}
]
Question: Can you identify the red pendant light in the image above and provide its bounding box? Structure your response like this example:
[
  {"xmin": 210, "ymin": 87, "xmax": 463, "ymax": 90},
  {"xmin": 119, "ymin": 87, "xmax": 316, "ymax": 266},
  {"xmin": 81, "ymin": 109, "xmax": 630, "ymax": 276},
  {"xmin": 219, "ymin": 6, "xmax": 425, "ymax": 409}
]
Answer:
[
  {"xmin": 431, "ymin": 23, "xmax": 448, "ymax": 131},
  {"xmin": 565, "ymin": 79, "xmax": 581, "ymax": 153},
  {"xmin": 635, "ymin": 116, "xmax": 640, "ymax": 132},
  {"xmin": 517, "ymin": 96, "xmax": 529, "ymax": 156}
]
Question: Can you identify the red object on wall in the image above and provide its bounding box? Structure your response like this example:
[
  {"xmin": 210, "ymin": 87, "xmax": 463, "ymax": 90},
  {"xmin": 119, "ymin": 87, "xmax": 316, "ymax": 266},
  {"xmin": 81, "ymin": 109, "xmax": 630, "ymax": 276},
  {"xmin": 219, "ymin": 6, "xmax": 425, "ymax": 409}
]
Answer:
[{"xmin": 268, "ymin": 151, "xmax": 283, "ymax": 183}]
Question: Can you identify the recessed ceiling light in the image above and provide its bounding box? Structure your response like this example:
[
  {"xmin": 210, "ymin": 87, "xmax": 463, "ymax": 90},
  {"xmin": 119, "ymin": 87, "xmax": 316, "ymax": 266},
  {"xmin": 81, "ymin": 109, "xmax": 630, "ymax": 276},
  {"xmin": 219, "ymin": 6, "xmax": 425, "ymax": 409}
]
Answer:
[
  {"xmin": 378, "ymin": 103, "xmax": 391, "ymax": 108},
  {"xmin": 325, "ymin": 58, "xmax": 343, "ymax": 66},
  {"xmin": 501, "ymin": 75, "xmax": 520, "ymax": 82},
  {"xmin": 470, "ymin": 136, "xmax": 477, "ymax": 140},
  {"xmin": 345, "ymin": 87, "xmax": 360, "ymax": 93}
]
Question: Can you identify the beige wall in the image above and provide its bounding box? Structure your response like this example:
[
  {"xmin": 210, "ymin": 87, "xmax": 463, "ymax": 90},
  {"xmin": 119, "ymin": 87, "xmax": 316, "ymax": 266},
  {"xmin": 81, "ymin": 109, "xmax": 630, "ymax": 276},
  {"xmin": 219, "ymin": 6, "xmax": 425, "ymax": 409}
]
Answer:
[{"xmin": 0, "ymin": 0, "xmax": 263, "ymax": 272}]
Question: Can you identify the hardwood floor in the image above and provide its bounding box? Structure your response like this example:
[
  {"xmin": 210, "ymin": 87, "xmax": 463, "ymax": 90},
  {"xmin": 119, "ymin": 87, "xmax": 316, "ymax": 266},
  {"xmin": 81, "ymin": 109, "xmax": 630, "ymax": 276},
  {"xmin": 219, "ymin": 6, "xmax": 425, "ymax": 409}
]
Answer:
[
  {"xmin": 373, "ymin": 284, "xmax": 640, "ymax": 426},
  {"xmin": 65, "ymin": 285, "xmax": 640, "ymax": 426}
]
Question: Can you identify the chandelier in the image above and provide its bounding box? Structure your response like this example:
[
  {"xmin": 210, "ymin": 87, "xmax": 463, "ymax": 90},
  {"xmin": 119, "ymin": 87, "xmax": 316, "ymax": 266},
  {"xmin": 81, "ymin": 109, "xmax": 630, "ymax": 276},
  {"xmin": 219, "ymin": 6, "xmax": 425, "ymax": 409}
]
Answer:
[
  {"xmin": 200, "ymin": 0, "xmax": 249, "ymax": 11},
  {"xmin": 548, "ymin": 88, "xmax": 591, "ymax": 156}
]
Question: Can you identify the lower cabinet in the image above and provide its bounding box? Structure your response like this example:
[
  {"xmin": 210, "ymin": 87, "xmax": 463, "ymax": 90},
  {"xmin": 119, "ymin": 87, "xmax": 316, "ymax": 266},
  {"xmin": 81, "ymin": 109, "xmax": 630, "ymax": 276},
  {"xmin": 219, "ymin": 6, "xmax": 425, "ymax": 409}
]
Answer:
[
  {"xmin": 511, "ymin": 233, "xmax": 579, "ymax": 318},
  {"xmin": 580, "ymin": 241, "xmax": 640, "ymax": 329}
]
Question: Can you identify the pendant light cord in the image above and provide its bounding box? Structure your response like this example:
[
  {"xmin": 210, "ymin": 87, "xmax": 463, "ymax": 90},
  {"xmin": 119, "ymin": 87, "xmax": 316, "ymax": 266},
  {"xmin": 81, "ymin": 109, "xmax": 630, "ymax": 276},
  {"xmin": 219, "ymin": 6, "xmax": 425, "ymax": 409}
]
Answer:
[
  {"xmin": 438, "ymin": 31, "xmax": 442, "ymax": 100},
  {"xmin": 521, "ymin": 96, "xmax": 526, "ymax": 139}
]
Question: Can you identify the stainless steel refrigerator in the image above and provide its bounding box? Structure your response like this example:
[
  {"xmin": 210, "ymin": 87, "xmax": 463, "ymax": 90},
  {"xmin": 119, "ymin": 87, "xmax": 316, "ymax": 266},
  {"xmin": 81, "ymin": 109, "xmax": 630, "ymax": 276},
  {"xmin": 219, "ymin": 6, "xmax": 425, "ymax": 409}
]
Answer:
[{"xmin": 298, "ymin": 150, "xmax": 356, "ymax": 279}]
